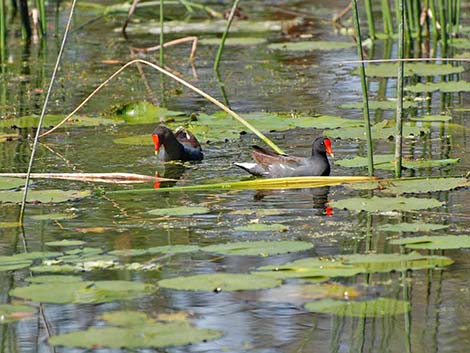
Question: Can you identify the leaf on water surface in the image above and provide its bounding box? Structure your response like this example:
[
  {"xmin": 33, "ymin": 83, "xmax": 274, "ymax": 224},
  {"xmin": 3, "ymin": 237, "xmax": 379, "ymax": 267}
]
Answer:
[
  {"xmin": 352, "ymin": 63, "xmax": 464, "ymax": 78},
  {"xmin": 31, "ymin": 265, "xmax": 80, "ymax": 273},
  {"xmin": 233, "ymin": 223, "xmax": 289, "ymax": 232},
  {"xmin": 337, "ymin": 155, "xmax": 459, "ymax": 171},
  {"xmin": 0, "ymin": 115, "xmax": 117, "ymax": 129},
  {"xmin": 0, "ymin": 189, "xmax": 91, "ymax": 204},
  {"xmin": 10, "ymin": 280, "xmax": 155, "ymax": 304},
  {"xmin": 409, "ymin": 115, "xmax": 452, "ymax": 122},
  {"xmin": 158, "ymin": 273, "xmax": 281, "ymax": 291},
  {"xmin": 0, "ymin": 304, "xmax": 37, "ymax": 323},
  {"xmin": 377, "ymin": 223, "xmax": 449, "ymax": 232},
  {"xmin": 109, "ymin": 101, "xmax": 185, "ymax": 125},
  {"xmin": 450, "ymin": 38, "xmax": 470, "ymax": 49},
  {"xmin": 108, "ymin": 249, "xmax": 149, "ymax": 257},
  {"xmin": 381, "ymin": 177, "xmax": 470, "ymax": 194},
  {"xmin": 26, "ymin": 275, "xmax": 83, "ymax": 283},
  {"xmin": 389, "ymin": 235, "xmax": 470, "ymax": 250},
  {"xmin": 330, "ymin": 196, "xmax": 444, "ymax": 212},
  {"xmin": 324, "ymin": 121, "xmax": 428, "ymax": 140},
  {"xmin": 45, "ymin": 239, "xmax": 86, "ymax": 247},
  {"xmin": 113, "ymin": 135, "xmax": 150, "ymax": 145},
  {"xmin": 0, "ymin": 177, "xmax": 24, "ymax": 190},
  {"xmin": 0, "ymin": 134, "xmax": 20, "ymax": 143},
  {"xmin": 100, "ymin": 311, "xmax": 153, "ymax": 327},
  {"xmin": 147, "ymin": 206, "xmax": 210, "ymax": 216},
  {"xmin": 454, "ymin": 51, "xmax": 470, "ymax": 59},
  {"xmin": 304, "ymin": 298, "xmax": 410, "ymax": 318},
  {"xmin": 230, "ymin": 209, "xmax": 289, "ymax": 216},
  {"xmin": 30, "ymin": 213, "xmax": 77, "ymax": 221},
  {"xmin": 199, "ymin": 37, "xmax": 267, "ymax": 46},
  {"xmin": 0, "ymin": 221, "xmax": 21, "ymax": 228},
  {"xmin": 405, "ymin": 81, "xmax": 470, "ymax": 93},
  {"xmin": 48, "ymin": 319, "xmax": 222, "ymax": 348},
  {"xmin": 201, "ymin": 240, "xmax": 312, "ymax": 256},
  {"xmin": 342, "ymin": 252, "xmax": 453, "ymax": 272},
  {"xmin": 268, "ymin": 41, "xmax": 355, "ymax": 51},
  {"xmin": 340, "ymin": 100, "xmax": 418, "ymax": 110},
  {"xmin": 0, "ymin": 252, "xmax": 61, "ymax": 272},
  {"xmin": 146, "ymin": 245, "xmax": 200, "ymax": 254}
]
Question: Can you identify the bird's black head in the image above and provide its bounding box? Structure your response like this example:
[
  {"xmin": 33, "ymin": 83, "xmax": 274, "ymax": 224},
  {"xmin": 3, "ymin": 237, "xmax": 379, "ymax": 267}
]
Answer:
[{"xmin": 312, "ymin": 136, "xmax": 334, "ymax": 157}]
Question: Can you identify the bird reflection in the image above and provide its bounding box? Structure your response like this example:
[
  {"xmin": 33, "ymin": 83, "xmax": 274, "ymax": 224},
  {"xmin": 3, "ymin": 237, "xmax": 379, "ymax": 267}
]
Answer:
[{"xmin": 153, "ymin": 163, "xmax": 187, "ymax": 189}]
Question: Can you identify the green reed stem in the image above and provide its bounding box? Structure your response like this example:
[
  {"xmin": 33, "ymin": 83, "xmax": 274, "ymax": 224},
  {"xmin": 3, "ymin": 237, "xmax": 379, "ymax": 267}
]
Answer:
[
  {"xmin": 214, "ymin": 0, "xmax": 241, "ymax": 71},
  {"xmin": 35, "ymin": 0, "xmax": 46, "ymax": 36},
  {"xmin": 395, "ymin": 0, "xmax": 405, "ymax": 178},
  {"xmin": 429, "ymin": 0, "xmax": 438, "ymax": 39},
  {"xmin": 438, "ymin": 0, "xmax": 448, "ymax": 52},
  {"xmin": 364, "ymin": 0, "xmax": 375, "ymax": 39},
  {"xmin": 19, "ymin": 0, "xmax": 31, "ymax": 39},
  {"xmin": 455, "ymin": 0, "xmax": 461, "ymax": 33},
  {"xmin": 0, "ymin": 0, "xmax": 6, "ymax": 55},
  {"xmin": 381, "ymin": 0, "xmax": 394, "ymax": 35},
  {"xmin": 159, "ymin": 0, "xmax": 164, "ymax": 67},
  {"xmin": 352, "ymin": 0, "xmax": 374, "ymax": 176}
]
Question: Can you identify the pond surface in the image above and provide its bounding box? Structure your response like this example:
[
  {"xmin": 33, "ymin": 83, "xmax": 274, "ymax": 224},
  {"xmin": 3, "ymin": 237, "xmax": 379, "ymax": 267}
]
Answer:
[{"xmin": 1, "ymin": 0, "xmax": 470, "ymax": 352}]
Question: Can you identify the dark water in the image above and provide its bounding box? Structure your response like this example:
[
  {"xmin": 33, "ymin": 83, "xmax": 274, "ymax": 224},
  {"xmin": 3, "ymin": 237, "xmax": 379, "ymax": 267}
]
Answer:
[{"xmin": 1, "ymin": 1, "xmax": 470, "ymax": 352}]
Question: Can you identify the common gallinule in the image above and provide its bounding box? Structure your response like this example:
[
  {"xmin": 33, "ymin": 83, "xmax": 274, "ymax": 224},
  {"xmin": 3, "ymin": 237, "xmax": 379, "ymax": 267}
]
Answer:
[
  {"xmin": 235, "ymin": 136, "xmax": 334, "ymax": 177},
  {"xmin": 152, "ymin": 126, "xmax": 203, "ymax": 162}
]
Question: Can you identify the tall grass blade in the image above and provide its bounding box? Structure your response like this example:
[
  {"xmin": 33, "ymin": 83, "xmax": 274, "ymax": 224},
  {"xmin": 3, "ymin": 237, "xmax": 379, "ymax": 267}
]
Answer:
[
  {"xmin": 19, "ymin": 0, "xmax": 32, "ymax": 39},
  {"xmin": 36, "ymin": 0, "xmax": 46, "ymax": 36},
  {"xmin": 364, "ymin": 0, "xmax": 375, "ymax": 39},
  {"xmin": 395, "ymin": 0, "xmax": 405, "ymax": 178},
  {"xmin": 0, "ymin": 0, "xmax": 6, "ymax": 55},
  {"xmin": 0, "ymin": 173, "xmax": 174, "ymax": 184},
  {"xmin": 159, "ymin": 0, "xmax": 164, "ymax": 66},
  {"xmin": 214, "ymin": 0, "xmax": 241, "ymax": 71}
]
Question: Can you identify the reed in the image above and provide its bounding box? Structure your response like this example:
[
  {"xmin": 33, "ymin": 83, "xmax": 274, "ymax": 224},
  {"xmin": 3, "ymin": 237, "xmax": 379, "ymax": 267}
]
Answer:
[
  {"xmin": 395, "ymin": 0, "xmax": 405, "ymax": 178},
  {"xmin": 18, "ymin": 0, "xmax": 31, "ymax": 40},
  {"xmin": 381, "ymin": 0, "xmax": 394, "ymax": 35},
  {"xmin": 214, "ymin": 0, "xmax": 241, "ymax": 71},
  {"xmin": 0, "ymin": 0, "xmax": 5, "ymax": 55},
  {"xmin": 159, "ymin": 0, "xmax": 164, "ymax": 66},
  {"xmin": 364, "ymin": 0, "xmax": 375, "ymax": 39},
  {"xmin": 35, "ymin": 0, "xmax": 46, "ymax": 36}
]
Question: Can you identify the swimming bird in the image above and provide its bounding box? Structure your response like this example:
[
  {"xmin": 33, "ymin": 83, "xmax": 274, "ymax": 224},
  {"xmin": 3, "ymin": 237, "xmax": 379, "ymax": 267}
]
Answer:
[
  {"xmin": 234, "ymin": 136, "xmax": 333, "ymax": 177},
  {"xmin": 152, "ymin": 126, "xmax": 203, "ymax": 162}
]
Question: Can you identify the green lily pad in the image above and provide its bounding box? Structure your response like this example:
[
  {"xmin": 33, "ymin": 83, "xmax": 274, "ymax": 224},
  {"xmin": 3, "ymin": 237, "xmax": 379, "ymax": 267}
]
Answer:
[
  {"xmin": 108, "ymin": 249, "xmax": 149, "ymax": 257},
  {"xmin": 0, "ymin": 134, "xmax": 20, "ymax": 143},
  {"xmin": 147, "ymin": 206, "xmax": 210, "ymax": 217},
  {"xmin": 30, "ymin": 213, "xmax": 77, "ymax": 221},
  {"xmin": 331, "ymin": 196, "xmax": 444, "ymax": 212},
  {"xmin": 337, "ymin": 155, "xmax": 458, "ymax": 170},
  {"xmin": 450, "ymin": 38, "xmax": 470, "ymax": 49},
  {"xmin": 158, "ymin": 273, "xmax": 281, "ymax": 291},
  {"xmin": 48, "ymin": 317, "xmax": 222, "ymax": 348},
  {"xmin": 0, "ymin": 304, "xmax": 37, "ymax": 323},
  {"xmin": 0, "ymin": 221, "xmax": 21, "ymax": 228},
  {"xmin": 268, "ymin": 41, "xmax": 355, "ymax": 51},
  {"xmin": 0, "ymin": 256, "xmax": 32, "ymax": 271},
  {"xmin": 377, "ymin": 223, "xmax": 449, "ymax": 232},
  {"xmin": 0, "ymin": 189, "xmax": 91, "ymax": 204},
  {"xmin": 199, "ymin": 37, "xmax": 266, "ymax": 46},
  {"xmin": 26, "ymin": 275, "xmax": 83, "ymax": 283},
  {"xmin": 146, "ymin": 245, "xmax": 200, "ymax": 254},
  {"xmin": 109, "ymin": 101, "xmax": 184, "ymax": 125},
  {"xmin": 113, "ymin": 135, "xmax": 151, "ymax": 145},
  {"xmin": 409, "ymin": 115, "xmax": 452, "ymax": 122},
  {"xmin": 353, "ymin": 63, "xmax": 464, "ymax": 78},
  {"xmin": 340, "ymin": 100, "xmax": 418, "ymax": 110},
  {"xmin": 201, "ymin": 240, "xmax": 313, "ymax": 256},
  {"xmin": 45, "ymin": 239, "xmax": 86, "ymax": 247},
  {"xmin": 233, "ymin": 223, "xmax": 289, "ymax": 232},
  {"xmin": 30, "ymin": 265, "xmax": 80, "ymax": 273},
  {"xmin": 382, "ymin": 177, "xmax": 470, "ymax": 194},
  {"xmin": 341, "ymin": 252, "xmax": 453, "ymax": 272},
  {"xmin": 0, "ymin": 115, "xmax": 117, "ymax": 129},
  {"xmin": 405, "ymin": 81, "xmax": 470, "ymax": 93},
  {"xmin": 100, "ymin": 311, "xmax": 152, "ymax": 327},
  {"xmin": 454, "ymin": 51, "xmax": 470, "ymax": 59},
  {"xmin": 305, "ymin": 298, "xmax": 410, "ymax": 317},
  {"xmin": 10, "ymin": 280, "xmax": 155, "ymax": 304},
  {"xmin": 324, "ymin": 121, "xmax": 428, "ymax": 140},
  {"xmin": 0, "ymin": 177, "xmax": 24, "ymax": 190},
  {"xmin": 389, "ymin": 235, "xmax": 470, "ymax": 249}
]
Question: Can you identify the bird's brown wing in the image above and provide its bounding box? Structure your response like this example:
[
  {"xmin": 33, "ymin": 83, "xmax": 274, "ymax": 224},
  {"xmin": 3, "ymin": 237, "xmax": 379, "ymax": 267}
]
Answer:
[
  {"xmin": 174, "ymin": 128, "xmax": 202, "ymax": 149},
  {"xmin": 251, "ymin": 146, "xmax": 304, "ymax": 169}
]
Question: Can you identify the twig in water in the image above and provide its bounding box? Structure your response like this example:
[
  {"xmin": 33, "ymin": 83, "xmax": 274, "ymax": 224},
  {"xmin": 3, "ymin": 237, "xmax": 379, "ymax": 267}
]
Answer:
[{"xmin": 131, "ymin": 36, "xmax": 198, "ymax": 62}]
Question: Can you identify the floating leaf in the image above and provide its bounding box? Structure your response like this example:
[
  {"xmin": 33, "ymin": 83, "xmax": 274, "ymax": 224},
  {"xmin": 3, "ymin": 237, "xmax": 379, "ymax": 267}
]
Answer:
[
  {"xmin": 109, "ymin": 101, "xmax": 184, "ymax": 125},
  {"xmin": 0, "ymin": 115, "xmax": 117, "ymax": 129},
  {"xmin": 201, "ymin": 240, "xmax": 312, "ymax": 256},
  {"xmin": 0, "ymin": 134, "xmax": 20, "ymax": 143},
  {"xmin": 233, "ymin": 223, "xmax": 289, "ymax": 232},
  {"xmin": 100, "ymin": 311, "xmax": 152, "ymax": 327},
  {"xmin": 0, "ymin": 177, "xmax": 24, "ymax": 190},
  {"xmin": 450, "ymin": 38, "xmax": 470, "ymax": 49},
  {"xmin": 337, "ymin": 155, "xmax": 458, "ymax": 170},
  {"xmin": 405, "ymin": 81, "xmax": 470, "ymax": 93},
  {"xmin": 158, "ymin": 273, "xmax": 281, "ymax": 291},
  {"xmin": 341, "ymin": 252, "xmax": 453, "ymax": 272},
  {"xmin": 199, "ymin": 37, "xmax": 266, "ymax": 46},
  {"xmin": 108, "ymin": 249, "xmax": 148, "ymax": 257},
  {"xmin": 26, "ymin": 275, "xmax": 83, "ymax": 283},
  {"xmin": 0, "ymin": 221, "xmax": 21, "ymax": 228},
  {"xmin": 353, "ymin": 63, "xmax": 464, "ymax": 77},
  {"xmin": 305, "ymin": 298, "xmax": 410, "ymax": 317},
  {"xmin": 331, "ymin": 196, "xmax": 444, "ymax": 212},
  {"xmin": 147, "ymin": 206, "xmax": 210, "ymax": 216},
  {"xmin": 390, "ymin": 235, "xmax": 470, "ymax": 249},
  {"xmin": 377, "ymin": 223, "xmax": 448, "ymax": 232},
  {"xmin": 30, "ymin": 213, "xmax": 77, "ymax": 221},
  {"xmin": 10, "ymin": 280, "xmax": 155, "ymax": 304},
  {"xmin": 0, "ymin": 304, "xmax": 36, "ymax": 323},
  {"xmin": 268, "ymin": 41, "xmax": 355, "ymax": 51},
  {"xmin": 0, "ymin": 256, "xmax": 32, "ymax": 271},
  {"xmin": 30, "ymin": 265, "xmax": 79, "ymax": 273},
  {"xmin": 45, "ymin": 239, "xmax": 86, "ymax": 247},
  {"xmin": 409, "ymin": 115, "xmax": 452, "ymax": 122},
  {"xmin": 381, "ymin": 177, "xmax": 470, "ymax": 194},
  {"xmin": 340, "ymin": 100, "xmax": 418, "ymax": 110},
  {"xmin": 0, "ymin": 189, "xmax": 91, "ymax": 204},
  {"xmin": 146, "ymin": 245, "xmax": 200, "ymax": 254},
  {"xmin": 324, "ymin": 121, "xmax": 428, "ymax": 140},
  {"xmin": 113, "ymin": 135, "xmax": 150, "ymax": 145}
]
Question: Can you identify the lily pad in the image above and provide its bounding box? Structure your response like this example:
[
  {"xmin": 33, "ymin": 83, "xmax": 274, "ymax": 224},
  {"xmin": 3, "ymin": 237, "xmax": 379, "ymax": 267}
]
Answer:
[
  {"xmin": 405, "ymin": 81, "xmax": 470, "ymax": 93},
  {"xmin": 0, "ymin": 189, "xmax": 91, "ymax": 204},
  {"xmin": 0, "ymin": 221, "xmax": 21, "ymax": 228},
  {"xmin": 353, "ymin": 63, "xmax": 464, "ymax": 78},
  {"xmin": 330, "ymin": 196, "xmax": 444, "ymax": 212},
  {"xmin": 268, "ymin": 40, "xmax": 355, "ymax": 51},
  {"xmin": 341, "ymin": 252, "xmax": 453, "ymax": 272},
  {"xmin": 201, "ymin": 240, "xmax": 313, "ymax": 256},
  {"xmin": 10, "ymin": 280, "xmax": 155, "ymax": 304},
  {"xmin": 0, "ymin": 115, "xmax": 117, "ymax": 129},
  {"xmin": 108, "ymin": 249, "xmax": 148, "ymax": 257},
  {"xmin": 48, "ymin": 316, "xmax": 222, "ymax": 348},
  {"xmin": 110, "ymin": 101, "xmax": 184, "ymax": 125},
  {"xmin": 30, "ymin": 213, "xmax": 77, "ymax": 221},
  {"xmin": 147, "ymin": 206, "xmax": 210, "ymax": 216},
  {"xmin": 340, "ymin": 100, "xmax": 418, "ymax": 110},
  {"xmin": 158, "ymin": 273, "xmax": 281, "ymax": 291},
  {"xmin": 377, "ymin": 223, "xmax": 448, "ymax": 232},
  {"xmin": 324, "ymin": 121, "xmax": 428, "ymax": 140},
  {"xmin": 0, "ymin": 304, "xmax": 36, "ymax": 323},
  {"xmin": 45, "ymin": 239, "xmax": 86, "ymax": 247},
  {"xmin": 336, "ymin": 155, "xmax": 459, "ymax": 170},
  {"xmin": 146, "ymin": 245, "xmax": 200, "ymax": 254},
  {"xmin": 25, "ymin": 275, "xmax": 83, "ymax": 283},
  {"xmin": 0, "ymin": 256, "xmax": 32, "ymax": 271},
  {"xmin": 409, "ymin": 115, "xmax": 452, "ymax": 122},
  {"xmin": 113, "ymin": 135, "xmax": 151, "ymax": 145},
  {"xmin": 382, "ymin": 177, "xmax": 470, "ymax": 194},
  {"xmin": 0, "ymin": 177, "xmax": 24, "ymax": 190},
  {"xmin": 305, "ymin": 298, "xmax": 410, "ymax": 318},
  {"xmin": 0, "ymin": 134, "xmax": 20, "ymax": 143},
  {"xmin": 199, "ymin": 37, "xmax": 266, "ymax": 46},
  {"xmin": 389, "ymin": 235, "xmax": 470, "ymax": 249},
  {"xmin": 450, "ymin": 38, "xmax": 470, "ymax": 49},
  {"xmin": 233, "ymin": 223, "xmax": 289, "ymax": 232}
]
